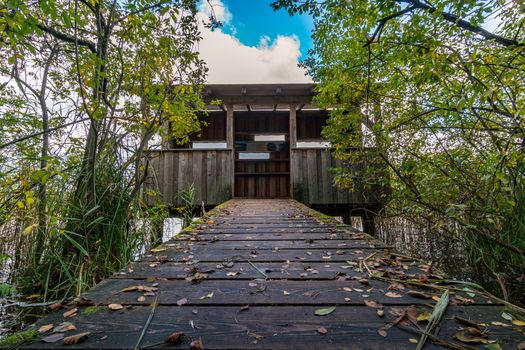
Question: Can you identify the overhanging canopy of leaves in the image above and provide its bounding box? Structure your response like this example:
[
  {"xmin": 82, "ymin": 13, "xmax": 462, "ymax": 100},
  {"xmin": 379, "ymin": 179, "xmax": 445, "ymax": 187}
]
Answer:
[{"xmin": 272, "ymin": 0, "xmax": 525, "ymax": 274}]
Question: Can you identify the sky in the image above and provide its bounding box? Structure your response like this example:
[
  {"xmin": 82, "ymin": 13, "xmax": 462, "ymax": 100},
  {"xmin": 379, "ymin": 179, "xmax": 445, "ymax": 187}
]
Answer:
[{"xmin": 196, "ymin": 0, "xmax": 314, "ymax": 83}]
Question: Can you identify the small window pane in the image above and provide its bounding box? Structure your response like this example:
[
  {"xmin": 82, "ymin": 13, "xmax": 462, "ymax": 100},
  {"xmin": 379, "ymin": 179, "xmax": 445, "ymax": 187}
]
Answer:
[
  {"xmin": 239, "ymin": 152, "xmax": 270, "ymax": 160},
  {"xmin": 192, "ymin": 142, "xmax": 227, "ymax": 149},
  {"xmin": 296, "ymin": 141, "xmax": 331, "ymax": 148},
  {"xmin": 254, "ymin": 134, "xmax": 286, "ymax": 142}
]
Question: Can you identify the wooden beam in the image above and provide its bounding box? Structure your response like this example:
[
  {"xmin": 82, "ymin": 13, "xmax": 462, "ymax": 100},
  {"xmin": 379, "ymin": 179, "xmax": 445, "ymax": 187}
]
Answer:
[
  {"xmin": 289, "ymin": 103, "xmax": 297, "ymax": 148},
  {"xmin": 219, "ymin": 104, "xmax": 226, "ymax": 112},
  {"xmin": 226, "ymin": 103, "xmax": 234, "ymax": 149},
  {"xmin": 297, "ymin": 103, "xmax": 305, "ymax": 111},
  {"xmin": 226, "ymin": 103, "xmax": 235, "ymax": 198}
]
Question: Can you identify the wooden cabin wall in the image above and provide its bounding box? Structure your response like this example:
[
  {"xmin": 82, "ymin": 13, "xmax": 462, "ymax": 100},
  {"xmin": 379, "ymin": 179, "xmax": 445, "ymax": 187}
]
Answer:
[
  {"xmin": 144, "ymin": 149, "xmax": 233, "ymax": 206},
  {"xmin": 291, "ymin": 148, "xmax": 383, "ymax": 205}
]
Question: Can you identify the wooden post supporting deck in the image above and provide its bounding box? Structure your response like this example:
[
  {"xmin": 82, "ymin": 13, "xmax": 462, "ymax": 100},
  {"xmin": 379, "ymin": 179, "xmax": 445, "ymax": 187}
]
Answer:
[{"xmin": 226, "ymin": 103, "xmax": 234, "ymax": 197}]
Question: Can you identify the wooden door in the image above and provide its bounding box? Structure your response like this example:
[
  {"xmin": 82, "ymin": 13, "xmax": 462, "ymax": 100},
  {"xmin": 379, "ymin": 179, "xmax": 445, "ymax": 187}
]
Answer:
[{"xmin": 234, "ymin": 112, "xmax": 290, "ymax": 198}]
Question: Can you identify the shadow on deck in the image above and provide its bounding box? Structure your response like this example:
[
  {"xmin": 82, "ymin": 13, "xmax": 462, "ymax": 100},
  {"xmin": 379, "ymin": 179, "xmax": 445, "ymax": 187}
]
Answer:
[{"xmin": 23, "ymin": 199, "xmax": 524, "ymax": 349}]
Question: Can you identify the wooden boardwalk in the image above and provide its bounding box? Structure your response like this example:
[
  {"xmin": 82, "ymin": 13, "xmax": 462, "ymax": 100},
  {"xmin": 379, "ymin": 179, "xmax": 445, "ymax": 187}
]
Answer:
[{"xmin": 25, "ymin": 199, "xmax": 523, "ymax": 349}]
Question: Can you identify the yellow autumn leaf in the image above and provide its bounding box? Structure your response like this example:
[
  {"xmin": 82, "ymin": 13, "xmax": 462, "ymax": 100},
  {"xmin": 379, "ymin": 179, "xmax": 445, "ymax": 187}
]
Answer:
[
  {"xmin": 409, "ymin": 338, "xmax": 418, "ymax": 344},
  {"xmin": 17, "ymin": 201, "xmax": 25, "ymax": 209},
  {"xmin": 151, "ymin": 247, "xmax": 166, "ymax": 253},
  {"xmin": 23, "ymin": 223, "xmax": 38, "ymax": 236},
  {"xmin": 512, "ymin": 319, "xmax": 525, "ymax": 326}
]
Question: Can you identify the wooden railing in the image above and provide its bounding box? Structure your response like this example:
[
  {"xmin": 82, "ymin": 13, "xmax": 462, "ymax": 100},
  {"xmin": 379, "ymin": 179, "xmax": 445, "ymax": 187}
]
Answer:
[
  {"xmin": 143, "ymin": 149, "xmax": 233, "ymax": 207},
  {"xmin": 290, "ymin": 148, "xmax": 385, "ymax": 206}
]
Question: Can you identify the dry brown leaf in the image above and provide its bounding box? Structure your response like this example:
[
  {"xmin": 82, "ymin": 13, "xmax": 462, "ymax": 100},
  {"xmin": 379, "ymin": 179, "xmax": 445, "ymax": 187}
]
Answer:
[
  {"xmin": 455, "ymin": 331, "xmax": 489, "ymax": 344},
  {"xmin": 165, "ymin": 331, "xmax": 184, "ymax": 344},
  {"xmin": 317, "ymin": 327, "xmax": 327, "ymax": 334},
  {"xmin": 364, "ymin": 300, "xmax": 383, "ymax": 309},
  {"xmin": 385, "ymin": 292, "xmax": 403, "ymax": 298},
  {"xmin": 47, "ymin": 301, "xmax": 63, "ymax": 311},
  {"xmin": 63, "ymin": 308, "xmax": 78, "ymax": 318},
  {"xmin": 38, "ymin": 324, "xmax": 54, "ymax": 333},
  {"xmin": 190, "ymin": 337, "xmax": 204, "ymax": 350},
  {"xmin": 53, "ymin": 322, "xmax": 77, "ymax": 332},
  {"xmin": 378, "ymin": 329, "xmax": 388, "ymax": 337},
  {"xmin": 108, "ymin": 303, "xmax": 123, "ymax": 310},
  {"xmin": 63, "ymin": 332, "xmax": 91, "ymax": 345}
]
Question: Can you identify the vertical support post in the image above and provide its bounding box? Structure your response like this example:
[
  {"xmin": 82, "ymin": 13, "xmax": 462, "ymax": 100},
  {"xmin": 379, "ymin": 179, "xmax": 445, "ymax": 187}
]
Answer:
[
  {"xmin": 289, "ymin": 103, "xmax": 297, "ymax": 198},
  {"xmin": 289, "ymin": 103, "xmax": 297, "ymax": 148},
  {"xmin": 361, "ymin": 209, "xmax": 376, "ymax": 236},
  {"xmin": 226, "ymin": 103, "xmax": 234, "ymax": 197}
]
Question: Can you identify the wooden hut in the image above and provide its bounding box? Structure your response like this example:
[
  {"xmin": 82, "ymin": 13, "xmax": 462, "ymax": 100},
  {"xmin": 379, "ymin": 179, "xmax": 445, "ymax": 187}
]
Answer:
[{"xmin": 144, "ymin": 84, "xmax": 385, "ymax": 232}]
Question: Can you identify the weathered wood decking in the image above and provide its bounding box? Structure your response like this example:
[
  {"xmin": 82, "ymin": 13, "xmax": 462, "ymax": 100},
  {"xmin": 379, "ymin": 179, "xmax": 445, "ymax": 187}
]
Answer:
[{"xmin": 26, "ymin": 200, "xmax": 523, "ymax": 349}]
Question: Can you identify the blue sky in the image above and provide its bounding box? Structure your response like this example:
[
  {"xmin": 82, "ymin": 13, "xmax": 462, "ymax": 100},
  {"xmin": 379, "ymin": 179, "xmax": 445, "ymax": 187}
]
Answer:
[{"xmin": 216, "ymin": 0, "xmax": 314, "ymax": 59}]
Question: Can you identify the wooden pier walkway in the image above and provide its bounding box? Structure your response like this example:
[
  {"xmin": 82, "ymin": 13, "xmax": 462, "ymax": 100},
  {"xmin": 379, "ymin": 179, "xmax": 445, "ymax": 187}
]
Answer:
[{"xmin": 25, "ymin": 199, "xmax": 524, "ymax": 349}]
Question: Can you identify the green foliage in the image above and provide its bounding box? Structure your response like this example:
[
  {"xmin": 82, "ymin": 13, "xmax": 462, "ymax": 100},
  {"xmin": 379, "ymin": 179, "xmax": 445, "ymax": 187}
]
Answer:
[
  {"xmin": 273, "ymin": 0, "xmax": 525, "ymax": 277},
  {"xmin": 0, "ymin": 329, "xmax": 38, "ymax": 348},
  {"xmin": 0, "ymin": 0, "xmax": 209, "ymax": 302},
  {"xmin": 0, "ymin": 283, "xmax": 15, "ymax": 297}
]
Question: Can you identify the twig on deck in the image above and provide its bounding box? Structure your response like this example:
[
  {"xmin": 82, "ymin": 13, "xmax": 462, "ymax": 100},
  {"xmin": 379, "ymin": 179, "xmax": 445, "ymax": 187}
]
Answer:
[{"xmin": 231, "ymin": 255, "xmax": 269, "ymax": 279}]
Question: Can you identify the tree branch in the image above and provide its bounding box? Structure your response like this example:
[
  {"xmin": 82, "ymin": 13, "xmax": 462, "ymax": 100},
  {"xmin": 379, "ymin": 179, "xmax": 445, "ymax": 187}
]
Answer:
[{"xmin": 36, "ymin": 23, "xmax": 97, "ymax": 53}]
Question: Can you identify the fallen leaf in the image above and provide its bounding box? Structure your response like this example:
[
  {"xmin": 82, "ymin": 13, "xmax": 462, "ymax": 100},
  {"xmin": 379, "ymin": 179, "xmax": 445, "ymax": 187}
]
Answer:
[
  {"xmin": 283, "ymin": 290, "xmax": 291, "ymax": 296},
  {"xmin": 484, "ymin": 344, "xmax": 503, "ymax": 350},
  {"xmin": 343, "ymin": 287, "xmax": 352, "ymax": 292},
  {"xmin": 344, "ymin": 297, "xmax": 351, "ymax": 302},
  {"xmin": 240, "ymin": 305, "xmax": 250, "ymax": 312},
  {"xmin": 455, "ymin": 330, "xmax": 489, "ymax": 344},
  {"xmin": 409, "ymin": 338, "xmax": 418, "ymax": 344},
  {"xmin": 63, "ymin": 332, "xmax": 91, "ymax": 345},
  {"xmin": 417, "ymin": 312, "xmax": 431, "ymax": 322},
  {"xmin": 377, "ymin": 310, "xmax": 385, "ymax": 317},
  {"xmin": 512, "ymin": 319, "xmax": 525, "ymax": 326},
  {"xmin": 247, "ymin": 330, "xmax": 264, "ymax": 340},
  {"xmin": 501, "ymin": 312, "xmax": 513, "ymax": 321},
  {"xmin": 177, "ymin": 298, "xmax": 188, "ymax": 306},
  {"xmin": 190, "ymin": 337, "xmax": 204, "ymax": 350},
  {"xmin": 491, "ymin": 321, "xmax": 510, "ymax": 327},
  {"xmin": 314, "ymin": 306, "xmax": 336, "ymax": 316},
  {"xmin": 53, "ymin": 322, "xmax": 77, "ymax": 333},
  {"xmin": 48, "ymin": 301, "xmax": 63, "ymax": 311},
  {"xmin": 63, "ymin": 308, "xmax": 78, "ymax": 318},
  {"xmin": 38, "ymin": 324, "xmax": 54, "ymax": 333},
  {"xmin": 42, "ymin": 333, "xmax": 65, "ymax": 343},
  {"xmin": 364, "ymin": 300, "xmax": 383, "ymax": 309},
  {"xmin": 378, "ymin": 329, "xmax": 388, "ymax": 337},
  {"xmin": 108, "ymin": 303, "xmax": 123, "ymax": 310},
  {"xmin": 151, "ymin": 247, "xmax": 167, "ymax": 253},
  {"xmin": 518, "ymin": 341, "xmax": 525, "ymax": 350},
  {"xmin": 385, "ymin": 292, "xmax": 403, "ymax": 298},
  {"xmin": 165, "ymin": 331, "xmax": 184, "ymax": 344},
  {"xmin": 199, "ymin": 292, "xmax": 213, "ymax": 300},
  {"xmin": 137, "ymin": 296, "xmax": 146, "ymax": 302},
  {"xmin": 317, "ymin": 327, "xmax": 327, "ymax": 334}
]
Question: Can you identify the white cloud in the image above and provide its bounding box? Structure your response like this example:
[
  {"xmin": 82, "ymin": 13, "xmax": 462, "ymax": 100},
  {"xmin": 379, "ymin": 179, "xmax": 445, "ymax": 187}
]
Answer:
[{"xmin": 196, "ymin": 0, "xmax": 312, "ymax": 84}]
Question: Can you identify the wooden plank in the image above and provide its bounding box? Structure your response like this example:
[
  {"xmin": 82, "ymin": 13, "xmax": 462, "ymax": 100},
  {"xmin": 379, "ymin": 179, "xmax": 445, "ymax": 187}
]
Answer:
[
  {"xmin": 116, "ymin": 261, "xmax": 421, "ymax": 280},
  {"xmin": 85, "ymin": 279, "xmax": 495, "ymax": 306},
  {"xmin": 26, "ymin": 305, "xmax": 521, "ymax": 350},
  {"xmin": 140, "ymin": 248, "xmax": 399, "ymax": 263}
]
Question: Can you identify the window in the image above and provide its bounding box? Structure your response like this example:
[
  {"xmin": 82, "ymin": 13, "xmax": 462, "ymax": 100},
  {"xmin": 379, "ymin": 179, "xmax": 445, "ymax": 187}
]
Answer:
[
  {"xmin": 253, "ymin": 134, "xmax": 286, "ymax": 142},
  {"xmin": 296, "ymin": 141, "xmax": 331, "ymax": 148},
  {"xmin": 238, "ymin": 152, "xmax": 270, "ymax": 160},
  {"xmin": 192, "ymin": 141, "xmax": 227, "ymax": 149}
]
